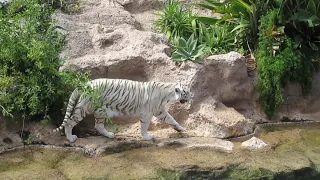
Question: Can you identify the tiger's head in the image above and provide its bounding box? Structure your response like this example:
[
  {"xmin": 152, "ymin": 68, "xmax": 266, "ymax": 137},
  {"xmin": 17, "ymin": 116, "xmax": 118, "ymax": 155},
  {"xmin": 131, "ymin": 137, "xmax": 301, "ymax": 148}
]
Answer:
[{"xmin": 174, "ymin": 83, "xmax": 192, "ymax": 104}]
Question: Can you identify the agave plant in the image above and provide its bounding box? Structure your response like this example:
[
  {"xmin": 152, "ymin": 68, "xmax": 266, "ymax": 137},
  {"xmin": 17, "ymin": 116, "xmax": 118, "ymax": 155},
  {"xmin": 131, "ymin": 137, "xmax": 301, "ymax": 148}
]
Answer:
[{"xmin": 171, "ymin": 34, "xmax": 205, "ymax": 62}]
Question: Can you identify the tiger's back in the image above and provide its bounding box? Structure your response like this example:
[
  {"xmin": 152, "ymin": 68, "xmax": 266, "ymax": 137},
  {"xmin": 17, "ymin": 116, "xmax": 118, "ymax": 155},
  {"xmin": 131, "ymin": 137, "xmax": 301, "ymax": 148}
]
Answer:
[{"xmin": 89, "ymin": 78, "xmax": 177, "ymax": 116}]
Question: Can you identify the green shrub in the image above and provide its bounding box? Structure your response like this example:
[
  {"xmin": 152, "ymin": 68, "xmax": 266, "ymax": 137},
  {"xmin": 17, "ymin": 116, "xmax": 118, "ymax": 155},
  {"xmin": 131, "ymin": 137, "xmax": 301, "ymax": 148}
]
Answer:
[
  {"xmin": 193, "ymin": 0, "xmax": 317, "ymax": 118},
  {"xmin": 154, "ymin": 0, "xmax": 201, "ymax": 43},
  {"xmin": 0, "ymin": 0, "xmax": 88, "ymax": 122},
  {"xmin": 256, "ymin": 9, "xmax": 313, "ymax": 118},
  {"xmin": 281, "ymin": 0, "xmax": 320, "ymax": 61},
  {"xmin": 171, "ymin": 34, "xmax": 205, "ymax": 62},
  {"xmin": 280, "ymin": 0, "xmax": 319, "ymax": 87},
  {"xmin": 202, "ymin": 23, "xmax": 242, "ymax": 54},
  {"xmin": 154, "ymin": 0, "xmax": 243, "ymax": 58},
  {"xmin": 195, "ymin": 0, "xmax": 278, "ymax": 53}
]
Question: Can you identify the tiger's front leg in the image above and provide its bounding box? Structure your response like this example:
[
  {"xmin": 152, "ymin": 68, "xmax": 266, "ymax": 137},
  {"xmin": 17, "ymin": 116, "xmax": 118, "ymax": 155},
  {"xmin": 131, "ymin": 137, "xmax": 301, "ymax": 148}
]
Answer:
[
  {"xmin": 140, "ymin": 113, "xmax": 154, "ymax": 141},
  {"xmin": 155, "ymin": 110, "xmax": 185, "ymax": 132}
]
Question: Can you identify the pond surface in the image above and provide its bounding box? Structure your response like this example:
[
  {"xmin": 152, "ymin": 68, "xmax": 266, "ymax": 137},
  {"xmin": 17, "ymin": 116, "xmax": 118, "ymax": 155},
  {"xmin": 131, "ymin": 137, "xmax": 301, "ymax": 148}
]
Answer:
[{"xmin": 0, "ymin": 123, "xmax": 319, "ymax": 180}]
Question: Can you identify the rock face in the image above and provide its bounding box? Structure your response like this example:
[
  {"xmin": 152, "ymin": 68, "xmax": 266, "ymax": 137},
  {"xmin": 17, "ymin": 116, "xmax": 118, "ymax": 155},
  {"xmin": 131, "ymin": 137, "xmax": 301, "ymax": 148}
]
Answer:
[
  {"xmin": 273, "ymin": 72, "xmax": 320, "ymax": 121},
  {"xmin": 0, "ymin": 132, "xmax": 23, "ymax": 154},
  {"xmin": 0, "ymin": 117, "xmax": 23, "ymax": 154},
  {"xmin": 241, "ymin": 137, "xmax": 268, "ymax": 150},
  {"xmin": 54, "ymin": 0, "xmax": 257, "ymax": 140},
  {"xmin": 60, "ymin": 23, "xmax": 170, "ymax": 81},
  {"xmin": 52, "ymin": 0, "xmax": 320, "ymax": 143}
]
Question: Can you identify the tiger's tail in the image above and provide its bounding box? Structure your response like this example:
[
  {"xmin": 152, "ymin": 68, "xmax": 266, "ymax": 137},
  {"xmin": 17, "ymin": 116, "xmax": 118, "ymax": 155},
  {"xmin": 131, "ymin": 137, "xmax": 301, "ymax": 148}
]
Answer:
[{"xmin": 53, "ymin": 88, "xmax": 80, "ymax": 133}]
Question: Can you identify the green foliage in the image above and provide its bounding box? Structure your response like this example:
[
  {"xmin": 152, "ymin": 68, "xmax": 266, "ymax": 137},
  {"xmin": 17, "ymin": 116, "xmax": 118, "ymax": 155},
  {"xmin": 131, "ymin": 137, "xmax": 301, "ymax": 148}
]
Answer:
[
  {"xmin": 202, "ymin": 23, "xmax": 241, "ymax": 54},
  {"xmin": 229, "ymin": 168, "xmax": 273, "ymax": 180},
  {"xmin": 281, "ymin": 0, "xmax": 320, "ymax": 61},
  {"xmin": 256, "ymin": 9, "xmax": 313, "ymax": 118},
  {"xmin": 154, "ymin": 0, "xmax": 242, "ymax": 59},
  {"xmin": 0, "ymin": 0, "xmax": 88, "ymax": 122},
  {"xmin": 24, "ymin": 134, "xmax": 32, "ymax": 145},
  {"xmin": 142, "ymin": 169, "xmax": 181, "ymax": 180},
  {"xmin": 154, "ymin": 0, "xmax": 197, "ymax": 42},
  {"xmin": 172, "ymin": 34, "xmax": 205, "ymax": 62},
  {"xmin": 253, "ymin": 1, "xmax": 318, "ymax": 118},
  {"xmin": 195, "ymin": 0, "xmax": 278, "ymax": 52},
  {"xmin": 193, "ymin": 0, "xmax": 317, "ymax": 118},
  {"xmin": 48, "ymin": 0, "xmax": 82, "ymax": 14},
  {"xmin": 0, "ymin": 105, "xmax": 13, "ymax": 118}
]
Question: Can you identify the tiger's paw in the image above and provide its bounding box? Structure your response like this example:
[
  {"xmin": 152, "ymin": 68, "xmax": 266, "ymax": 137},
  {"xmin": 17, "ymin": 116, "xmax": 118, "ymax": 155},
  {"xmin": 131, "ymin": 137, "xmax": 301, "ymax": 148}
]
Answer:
[
  {"xmin": 173, "ymin": 125, "xmax": 185, "ymax": 132},
  {"xmin": 105, "ymin": 132, "xmax": 115, "ymax": 138},
  {"xmin": 142, "ymin": 133, "xmax": 154, "ymax": 141},
  {"xmin": 67, "ymin": 135, "xmax": 78, "ymax": 143}
]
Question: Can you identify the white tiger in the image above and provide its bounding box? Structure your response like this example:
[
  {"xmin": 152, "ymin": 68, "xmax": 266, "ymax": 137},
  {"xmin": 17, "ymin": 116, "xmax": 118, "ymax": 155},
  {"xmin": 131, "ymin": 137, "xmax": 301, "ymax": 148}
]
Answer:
[{"xmin": 53, "ymin": 78, "xmax": 192, "ymax": 143}]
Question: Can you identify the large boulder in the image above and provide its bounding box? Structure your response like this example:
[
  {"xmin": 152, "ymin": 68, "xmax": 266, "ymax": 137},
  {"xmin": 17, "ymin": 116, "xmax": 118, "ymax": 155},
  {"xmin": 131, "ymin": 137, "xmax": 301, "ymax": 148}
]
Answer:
[
  {"xmin": 185, "ymin": 99, "xmax": 254, "ymax": 138},
  {"xmin": 189, "ymin": 52, "xmax": 255, "ymax": 108}
]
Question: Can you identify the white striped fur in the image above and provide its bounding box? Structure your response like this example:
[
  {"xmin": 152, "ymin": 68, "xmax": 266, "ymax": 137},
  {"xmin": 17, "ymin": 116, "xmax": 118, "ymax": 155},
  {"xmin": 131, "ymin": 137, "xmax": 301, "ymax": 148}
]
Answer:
[{"xmin": 53, "ymin": 78, "xmax": 192, "ymax": 143}]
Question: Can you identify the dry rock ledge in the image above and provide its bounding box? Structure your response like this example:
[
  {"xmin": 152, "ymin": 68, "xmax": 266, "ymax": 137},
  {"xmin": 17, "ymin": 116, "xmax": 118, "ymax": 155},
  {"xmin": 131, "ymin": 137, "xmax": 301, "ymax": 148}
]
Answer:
[
  {"xmin": 0, "ymin": 119, "xmax": 235, "ymax": 155},
  {"xmin": 2, "ymin": 0, "xmax": 320, "ymax": 154}
]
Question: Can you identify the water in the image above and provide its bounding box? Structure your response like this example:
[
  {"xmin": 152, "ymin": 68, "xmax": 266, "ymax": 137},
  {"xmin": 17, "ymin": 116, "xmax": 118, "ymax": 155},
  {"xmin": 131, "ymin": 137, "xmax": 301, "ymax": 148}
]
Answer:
[{"xmin": 0, "ymin": 123, "xmax": 319, "ymax": 179}]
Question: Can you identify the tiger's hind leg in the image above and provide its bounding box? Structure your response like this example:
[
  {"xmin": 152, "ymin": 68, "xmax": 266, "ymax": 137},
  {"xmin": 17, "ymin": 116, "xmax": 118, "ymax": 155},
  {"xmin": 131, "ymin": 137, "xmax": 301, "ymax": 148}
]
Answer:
[
  {"xmin": 94, "ymin": 108, "xmax": 115, "ymax": 138},
  {"xmin": 65, "ymin": 101, "xmax": 94, "ymax": 143},
  {"xmin": 65, "ymin": 124, "xmax": 78, "ymax": 143},
  {"xmin": 155, "ymin": 110, "xmax": 185, "ymax": 132},
  {"xmin": 64, "ymin": 110, "xmax": 84, "ymax": 143}
]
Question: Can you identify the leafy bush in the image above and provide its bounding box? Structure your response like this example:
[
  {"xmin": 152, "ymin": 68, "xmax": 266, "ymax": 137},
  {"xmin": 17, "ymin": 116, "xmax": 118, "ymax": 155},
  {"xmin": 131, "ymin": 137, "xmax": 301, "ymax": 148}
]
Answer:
[
  {"xmin": 0, "ymin": 0, "xmax": 88, "ymax": 122},
  {"xmin": 154, "ymin": 0, "xmax": 242, "ymax": 58},
  {"xmin": 195, "ymin": 0, "xmax": 278, "ymax": 52},
  {"xmin": 154, "ymin": 0, "xmax": 197, "ymax": 42},
  {"xmin": 253, "ymin": 1, "xmax": 319, "ymax": 118},
  {"xmin": 193, "ymin": 0, "xmax": 317, "ymax": 118},
  {"xmin": 281, "ymin": 0, "xmax": 320, "ymax": 63},
  {"xmin": 172, "ymin": 34, "xmax": 205, "ymax": 62},
  {"xmin": 202, "ymin": 23, "xmax": 241, "ymax": 54},
  {"xmin": 256, "ymin": 9, "xmax": 314, "ymax": 118}
]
